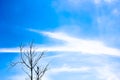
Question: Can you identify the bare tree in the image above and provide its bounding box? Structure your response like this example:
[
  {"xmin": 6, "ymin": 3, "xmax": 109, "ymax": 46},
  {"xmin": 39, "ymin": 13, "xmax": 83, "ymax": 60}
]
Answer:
[
  {"xmin": 34, "ymin": 64, "xmax": 48, "ymax": 80},
  {"xmin": 11, "ymin": 42, "xmax": 49, "ymax": 80}
]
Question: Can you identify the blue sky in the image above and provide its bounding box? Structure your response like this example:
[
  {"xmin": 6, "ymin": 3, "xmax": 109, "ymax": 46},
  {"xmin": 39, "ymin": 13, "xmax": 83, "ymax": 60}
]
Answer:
[{"xmin": 0, "ymin": 0, "xmax": 120, "ymax": 80}]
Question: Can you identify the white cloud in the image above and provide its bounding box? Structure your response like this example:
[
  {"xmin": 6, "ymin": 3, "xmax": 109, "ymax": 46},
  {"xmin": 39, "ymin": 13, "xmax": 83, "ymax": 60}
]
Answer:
[
  {"xmin": 37, "ymin": 30, "xmax": 120, "ymax": 56},
  {"xmin": 1, "ymin": 30, "xmax": 120, "ymax": 57},
  {"xmin": 49, "ymin": 66, "xmax": 91, "ymax": 73},
  {"xmin": 96, "ymin": 66, "xmax": 120, "ymax": 80},
  {"xmin": 8, "ymin": 74, "xmax": 26, "ymax": 80},
  {"xmin": 0, "ymin": 48, "xmax": 19, "ymax": 53}
]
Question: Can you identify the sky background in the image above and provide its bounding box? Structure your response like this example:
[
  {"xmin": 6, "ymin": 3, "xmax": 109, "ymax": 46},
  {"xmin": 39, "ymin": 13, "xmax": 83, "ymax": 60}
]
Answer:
[{"xmin": 0, "ymin": 0, "xmax": 120, "ymax": 80}]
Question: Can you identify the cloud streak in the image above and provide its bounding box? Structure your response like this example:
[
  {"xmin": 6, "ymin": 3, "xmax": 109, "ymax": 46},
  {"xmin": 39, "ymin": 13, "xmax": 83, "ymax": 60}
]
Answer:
[
  {"xmin": 0, "ymin": 48, "xmax": 19, "ymax": 53},
  {"xmin": 32, "ymin": 29, "xmax": 120, "ymax": 56},
  {"xmin": 96, "ymin": 66, "xmax": 120, "ymax": 80},
  {"xmin": 49, "ymin": 66, "xmax": 91, "ymax": 73},
  {"xmin": 1, "ymin": 29, "xmax": 120, "ymax": 57}
]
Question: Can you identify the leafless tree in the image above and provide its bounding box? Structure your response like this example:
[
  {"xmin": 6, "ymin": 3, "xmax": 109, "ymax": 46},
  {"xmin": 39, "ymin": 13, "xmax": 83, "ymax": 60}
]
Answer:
[
  {"xmin": 34, "ymin": 64, "xmax": 48, "ymax": 80},
  {"xmin": 11, "ymin": 42, "xmax": 49, "ymax": 80}
]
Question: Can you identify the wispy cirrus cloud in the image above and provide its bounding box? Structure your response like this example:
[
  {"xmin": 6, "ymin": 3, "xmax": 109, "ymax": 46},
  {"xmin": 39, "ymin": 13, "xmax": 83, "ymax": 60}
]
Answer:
[
  {"xmin": 7, "ymin": 66, "xmax": 91, "ymax": 80},
  {"xmin": 94, "ymin": 0, "xmax": 118, "ymax": 5},
  {"xmin": 49, "ymin": 66, "xmax": 90, "ymax": 73},
  {"xmin": 1, "ymin": 29, "xmax": 120, "ymax": 57},
  {"xmin": 0, "ymin": 48, "xmax": 19, "ymax": 53},
  {"xmin": 51, "ymin": 0, "xmax": 120, "ymax": 47},
  {"xmin": 52, "ymin": 0, "xmax": 119, "ymax": 12},
  {"xmin": 96, "ymin": 65, "xmax": 120, "ymax": 80},
  {"xmin": 8, "ymin": 74, "xmax": 26, "ymax": 80},
  {"xmin": 29, "ymin": 29, "xmax": 120, "ymax": 56}
]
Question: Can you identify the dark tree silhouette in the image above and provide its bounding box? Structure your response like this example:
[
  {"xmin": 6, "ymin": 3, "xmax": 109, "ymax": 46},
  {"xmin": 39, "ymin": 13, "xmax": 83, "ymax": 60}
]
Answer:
[{"xmin": 11, "ymin": 42, "xmax": 49, "ymax": 80}]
